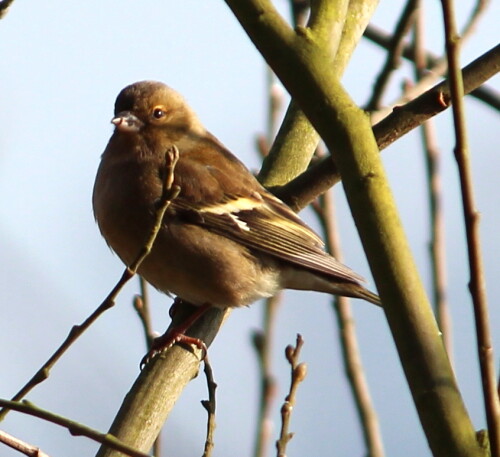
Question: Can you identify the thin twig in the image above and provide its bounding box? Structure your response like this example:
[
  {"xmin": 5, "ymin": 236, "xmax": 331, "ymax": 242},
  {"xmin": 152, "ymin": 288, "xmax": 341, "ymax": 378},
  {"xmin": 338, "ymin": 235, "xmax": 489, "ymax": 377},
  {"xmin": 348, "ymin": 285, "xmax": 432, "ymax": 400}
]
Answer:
[
  {"xmin": 133, "ymin": 278, "xmax": 156, "ymax": 353},
  {"xmin": 0, "ymin": 429, "xmax": 51, "ymax": 457},
  {"xmin": 312, "ymin": 190, "xmax": 385, "ymax": 457},
  {"xmin": 201, "ymin": 356, "xmax": 217, "ymax": 457},
  {"xmin": 440, "ymin": 1, "xmax": 500, "ymax": 455},
  {"xmin": 252, "ymin": 294, "xmax": 281, "ymax": 457},
  {"xmin": 0, "ymin": 146, "xmax": 180, "ymax": 422},
  {"xmin": 412, "ymin": 2, "xmax": 453, "ymax": 361},
  {"xmin": 365, "ymin": 0, "xmax": 418, "ymax": 111},
  {"xmin": 0, "ymin": 400, "xmax": 151, "ymax": 457},
  {"xmin": 276, "ymin": 335, "xmax": 307, "ymax": 457}
]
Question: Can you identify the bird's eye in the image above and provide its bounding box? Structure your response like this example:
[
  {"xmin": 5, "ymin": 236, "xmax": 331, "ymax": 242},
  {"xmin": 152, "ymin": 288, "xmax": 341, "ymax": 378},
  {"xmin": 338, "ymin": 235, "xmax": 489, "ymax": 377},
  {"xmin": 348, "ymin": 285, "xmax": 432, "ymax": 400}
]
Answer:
[{"xmin": 152, "ymin": 107, "xmax": 166, "ymax": 119}]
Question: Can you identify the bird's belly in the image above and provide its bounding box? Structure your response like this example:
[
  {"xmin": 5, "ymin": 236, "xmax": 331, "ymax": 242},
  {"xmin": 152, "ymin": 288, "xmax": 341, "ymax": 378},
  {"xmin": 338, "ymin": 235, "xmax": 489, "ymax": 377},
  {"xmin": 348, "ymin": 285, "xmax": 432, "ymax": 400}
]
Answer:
[{"xmin": 137, "ymin": 221, "xmax": 282, "ymax": 308}]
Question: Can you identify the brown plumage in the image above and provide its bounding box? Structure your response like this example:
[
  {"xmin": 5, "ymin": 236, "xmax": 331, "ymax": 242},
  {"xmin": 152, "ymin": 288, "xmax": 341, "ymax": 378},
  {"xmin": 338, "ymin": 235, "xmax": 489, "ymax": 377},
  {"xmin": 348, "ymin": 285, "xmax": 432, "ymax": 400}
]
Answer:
[{"xmin": 93, "ymin": 81, "xmax": 381, "ymax": 313}]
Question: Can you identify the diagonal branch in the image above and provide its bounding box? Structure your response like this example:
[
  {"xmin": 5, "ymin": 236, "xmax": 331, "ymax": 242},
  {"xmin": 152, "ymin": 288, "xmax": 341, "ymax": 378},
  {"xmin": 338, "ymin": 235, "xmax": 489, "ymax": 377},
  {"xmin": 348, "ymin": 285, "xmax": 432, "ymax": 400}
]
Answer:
[
  {"xmin": 276, "ymin": 43, "xmax": 500, "ymax": 211},
  {"xmin": 365, "ymin": 0, "xmax": 418, "ymax": 111},
  {"xmin": 0, "ymin": 399, "xmax": 151, "ymax": 457}
]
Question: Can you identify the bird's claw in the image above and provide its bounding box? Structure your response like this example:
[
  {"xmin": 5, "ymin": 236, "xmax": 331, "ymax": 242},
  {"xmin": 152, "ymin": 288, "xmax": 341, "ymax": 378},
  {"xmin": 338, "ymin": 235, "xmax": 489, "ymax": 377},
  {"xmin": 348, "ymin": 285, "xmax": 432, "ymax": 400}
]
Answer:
[{"xmin": 140, "ymin": 331, "xmax": 208, "ymax": 370}]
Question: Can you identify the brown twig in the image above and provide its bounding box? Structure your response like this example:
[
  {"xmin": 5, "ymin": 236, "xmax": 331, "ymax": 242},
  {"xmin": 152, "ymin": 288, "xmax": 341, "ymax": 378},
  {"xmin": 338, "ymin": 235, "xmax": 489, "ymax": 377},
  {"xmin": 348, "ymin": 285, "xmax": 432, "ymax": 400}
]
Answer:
[
  {"xmin": 276, "ymin": 335, "xmax": 307, "ymax": 457},
  {"xmin": 365, "ymin": 0, "xmax": 418, "ymax": 111},
  {"xmin": 412, "ymin": 3, "xmax": 453, "ymax": 361},
  {"xmin": 440, "ymin": 1, "xmax": 500, "ymax": 455},
  {"xmin": 0, "ymin": 146, "xmax": 180, "ymax": 423},
  {"xmin": 0, "ymin": 400, "xmax": 151, "ymax": 457},
  {"xmin": 0, "ymin": 429, "xmax": 51, "ymax": 457},
  {"xmin": 201, "ymin": 356, "xmax": 217, "ymax": 457},
  {"xmin": 252, "ymin": 294, "xmax": 281, "ymax": 457},
  {"xmin": 133, "ymin": 278, "xmax": 156, "ymax": 350},
  {"xmin": 312, "ymin": 190, "xmax": 385, "ymax": 457}
]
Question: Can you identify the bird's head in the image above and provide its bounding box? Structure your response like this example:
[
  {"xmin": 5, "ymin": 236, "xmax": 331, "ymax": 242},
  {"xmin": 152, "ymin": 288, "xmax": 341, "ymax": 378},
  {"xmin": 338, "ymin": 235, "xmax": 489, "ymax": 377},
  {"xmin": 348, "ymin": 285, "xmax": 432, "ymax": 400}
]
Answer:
[{"xmin": 111, "ymin": 81, "xmax": 206, "ymax": 145}]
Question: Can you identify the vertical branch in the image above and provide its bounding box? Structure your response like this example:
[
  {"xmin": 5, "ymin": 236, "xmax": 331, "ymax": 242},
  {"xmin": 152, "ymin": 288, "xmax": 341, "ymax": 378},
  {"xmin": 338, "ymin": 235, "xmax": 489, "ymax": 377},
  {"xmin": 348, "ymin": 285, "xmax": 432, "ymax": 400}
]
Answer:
[
  {"xmin": 201, "ymin": 356, "xmax": 217, "ymax": 457},
  {"xmin": 133, "ymin": 278, "xmax": 156, "ymax": 350},
  {"xmin": 253, "ymin": 35, "xmax": 286, "ymax": 457},
  {"xmin": 275, "ymin": 335, "xmax": 307, "ymax": 457},
  {"xmin": 252, "ymin": 294, "xmax": 281, "ymax": 457},
  {"xmin": 440, "ymin": 1, "xmax": 500, "ymax": 455},
  {"xmin": 313, "ymin": 190, "xmax": 385, "ymax": 457},
  {"xmin": 412, "ymin": 2, "xmax": 453, "ymax": 361}
]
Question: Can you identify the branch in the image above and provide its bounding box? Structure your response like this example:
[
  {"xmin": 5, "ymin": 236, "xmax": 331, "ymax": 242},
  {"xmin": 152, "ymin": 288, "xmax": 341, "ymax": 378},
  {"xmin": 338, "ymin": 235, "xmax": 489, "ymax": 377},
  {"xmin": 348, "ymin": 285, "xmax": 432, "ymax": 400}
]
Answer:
[
  {"xmin": 275, "ymin": 335, "xmax": 307, "ymax": 457},
  {"xmin": 440, "ymin": 0, "xmax": 500, "ymax": 455},
  {"xmin": 0, "ymin": 429, "xmax": 51, "ymax": 457},
  {"xmin": 364, "ymin": 17, "xmax": 500, "ymax": 111},
  {"xmin": 258, "ymin": 0, "xmax": 379, "ymax": 189},
  {"xmin": 365, "ymin": 0, "xmax": 418, "ymax": 111},
  {"xmin": 133, "ymin": 278, "xmax": 156, "ymax": 350},
  {"xmin": 223, "ymin": 1, "xmax": 484, "ymax": 456},
  {"xmin": 0, "ymin": 400, "xmax": 150, "ymax": 457},
  {"xmin": 276, "ymin": 43, "xmax": 500, "ymax": 211},
  {"xmin": 252, "ymin": 294, "xmax": 281, "ymax": 457},
  {"xmin": 201, "ymin": 356, "xmax": 217, "ymax": 457},
  {"xmin": 313, "ymin": 190, "xmax": 385, "ymax": 457},
  {"xmin": 95, "ymin": 306, "xmax": 229, "ymax": 456},
  {"xmin": 412, "ymin": 4, "xmax": 453, "ymax": 360}
]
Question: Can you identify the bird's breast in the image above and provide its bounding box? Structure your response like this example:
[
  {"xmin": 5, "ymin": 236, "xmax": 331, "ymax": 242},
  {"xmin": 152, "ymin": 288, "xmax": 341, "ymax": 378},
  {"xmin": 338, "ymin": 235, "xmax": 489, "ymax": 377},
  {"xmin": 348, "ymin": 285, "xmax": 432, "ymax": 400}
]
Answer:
[{"xmin": 93, "ymin": 157, "xmax": 162, "ymax": 266}]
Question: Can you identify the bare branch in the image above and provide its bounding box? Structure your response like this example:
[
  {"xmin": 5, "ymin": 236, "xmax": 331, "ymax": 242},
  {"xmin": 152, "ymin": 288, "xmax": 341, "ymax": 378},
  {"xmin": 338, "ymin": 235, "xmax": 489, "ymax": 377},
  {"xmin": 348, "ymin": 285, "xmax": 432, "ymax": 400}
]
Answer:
[
  {"xmin": 313, "ymin": 190, "xmax": 385, "ymax": 457},
  {"xmin": 0, "ymin": 400, "xmax": 151, "ymax": 457},
  {"xmin": 0, "ymin": 429, "xmax": 51, "ymax": 457},
  {"xmin": 440, "ymin": 1, "xmax": 500, "ymax": 455},
  {"xmin": 276, "ymin": 335, "xmax": 307, "ymax": 457},
  {"xmin": 252, "ymin": 294, "xmax": 281, "ymax": 457},
  {"xmin": 365, "ymin": 0, "xmax": 418, "ymax": 111},
  {"xmin": 201, "ymin": 356, "xmax": 217, "ymax": 457},
  {"xmin": 412, "ymin": 2, "xmax": 453, "ymax": 361},
  {"xmin": 277, "ymin": 43, "xmax": 500, "ymax": 212}
]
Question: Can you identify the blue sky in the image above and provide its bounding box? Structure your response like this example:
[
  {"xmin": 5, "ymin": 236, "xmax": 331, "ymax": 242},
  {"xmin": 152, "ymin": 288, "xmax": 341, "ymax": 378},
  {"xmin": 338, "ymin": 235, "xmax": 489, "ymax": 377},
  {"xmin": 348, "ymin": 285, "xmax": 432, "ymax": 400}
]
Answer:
[{"xmin": 0, "ymin": 1, "xmax": 499, "ymax": 456}]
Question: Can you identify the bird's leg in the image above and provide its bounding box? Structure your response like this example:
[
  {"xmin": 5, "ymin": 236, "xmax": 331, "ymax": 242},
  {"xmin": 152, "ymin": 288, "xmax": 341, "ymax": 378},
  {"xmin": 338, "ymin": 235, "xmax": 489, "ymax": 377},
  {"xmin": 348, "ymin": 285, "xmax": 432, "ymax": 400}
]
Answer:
[{"xmin": 140, "ymin": 301, "xmax": 211, "ymax": 369}]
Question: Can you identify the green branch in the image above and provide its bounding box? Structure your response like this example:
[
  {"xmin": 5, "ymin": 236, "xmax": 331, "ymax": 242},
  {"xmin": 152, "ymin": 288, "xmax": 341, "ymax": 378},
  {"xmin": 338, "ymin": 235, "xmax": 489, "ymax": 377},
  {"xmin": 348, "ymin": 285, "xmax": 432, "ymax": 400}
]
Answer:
[{"xmin": 223, "ymin": 1, "xmax": 485, "ymax": 456}]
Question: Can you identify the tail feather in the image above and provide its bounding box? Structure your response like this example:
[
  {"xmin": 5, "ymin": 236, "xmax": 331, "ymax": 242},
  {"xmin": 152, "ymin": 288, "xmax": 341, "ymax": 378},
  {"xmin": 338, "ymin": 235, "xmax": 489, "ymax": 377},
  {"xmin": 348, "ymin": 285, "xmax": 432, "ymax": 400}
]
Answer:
[{"xmin": 282, "ymin": 268, "xmax": 382, "ymax": 306}]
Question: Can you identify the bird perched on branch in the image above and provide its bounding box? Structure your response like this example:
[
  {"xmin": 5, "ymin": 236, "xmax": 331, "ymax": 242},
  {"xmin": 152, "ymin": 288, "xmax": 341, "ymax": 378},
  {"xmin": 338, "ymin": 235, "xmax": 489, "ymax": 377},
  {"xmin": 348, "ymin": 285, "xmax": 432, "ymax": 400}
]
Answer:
[{"xmin": 93, "ymin": 81, "xmax": 380, "ymax": 358}]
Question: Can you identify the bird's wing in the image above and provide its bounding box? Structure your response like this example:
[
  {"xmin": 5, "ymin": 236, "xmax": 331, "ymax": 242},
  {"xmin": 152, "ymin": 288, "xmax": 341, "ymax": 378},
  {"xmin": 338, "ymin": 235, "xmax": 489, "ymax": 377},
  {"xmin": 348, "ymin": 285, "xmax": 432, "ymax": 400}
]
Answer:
[
  {"xmin": 171, "ymin": 191, "xmax": 365, "ymax": 284},
  {"xmin": 167, "ymin": 141, "xmax": 365, "ymax": 284}
]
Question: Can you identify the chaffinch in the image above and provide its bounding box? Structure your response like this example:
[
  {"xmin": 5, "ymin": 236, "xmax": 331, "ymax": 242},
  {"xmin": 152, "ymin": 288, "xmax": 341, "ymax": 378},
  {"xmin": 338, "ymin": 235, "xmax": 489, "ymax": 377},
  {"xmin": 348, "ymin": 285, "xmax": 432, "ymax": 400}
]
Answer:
[{"xmin": 92, "ymin": 81, "xmax": 380, "ymax": 352}]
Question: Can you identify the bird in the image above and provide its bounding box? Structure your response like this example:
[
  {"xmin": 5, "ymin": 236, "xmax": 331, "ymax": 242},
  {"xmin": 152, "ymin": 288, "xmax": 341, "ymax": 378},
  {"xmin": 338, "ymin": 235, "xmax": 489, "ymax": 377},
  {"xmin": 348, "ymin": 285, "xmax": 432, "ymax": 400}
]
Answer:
[{"xmin": 93, "ymin": 81, "xmax": 381, "ymax": 359}]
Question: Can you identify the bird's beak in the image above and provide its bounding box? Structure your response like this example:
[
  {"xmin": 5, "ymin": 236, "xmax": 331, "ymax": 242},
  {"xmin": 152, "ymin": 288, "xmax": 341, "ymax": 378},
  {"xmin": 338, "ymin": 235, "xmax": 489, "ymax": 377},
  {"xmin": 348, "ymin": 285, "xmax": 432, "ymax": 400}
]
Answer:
[{"xmin": 111, "ymin": 112, "xmax": 143, "ymax": 132}]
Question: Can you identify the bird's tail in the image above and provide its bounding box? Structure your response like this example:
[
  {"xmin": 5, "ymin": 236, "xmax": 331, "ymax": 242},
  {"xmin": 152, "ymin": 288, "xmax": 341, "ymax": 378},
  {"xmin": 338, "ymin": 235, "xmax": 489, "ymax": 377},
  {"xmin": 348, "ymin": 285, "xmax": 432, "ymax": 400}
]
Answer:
[{"xmin": 348, "ymin": 285, "xmax": 382, "ymax": 307}]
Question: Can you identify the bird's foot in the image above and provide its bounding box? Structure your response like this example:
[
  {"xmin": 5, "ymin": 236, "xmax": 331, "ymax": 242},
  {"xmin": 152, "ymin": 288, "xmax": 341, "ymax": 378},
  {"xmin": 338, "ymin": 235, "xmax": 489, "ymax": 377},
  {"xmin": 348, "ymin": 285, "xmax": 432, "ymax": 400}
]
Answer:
[
  {"xmin": 140, "ymin": 330, "xmax": 207, "ymax": 369},
  {"xmin": 140, "ymin": 301, "xmax": 211, "ymax": 369}
]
